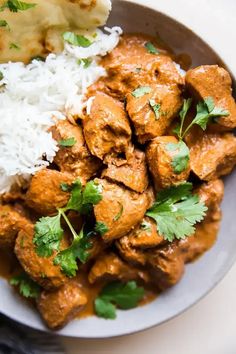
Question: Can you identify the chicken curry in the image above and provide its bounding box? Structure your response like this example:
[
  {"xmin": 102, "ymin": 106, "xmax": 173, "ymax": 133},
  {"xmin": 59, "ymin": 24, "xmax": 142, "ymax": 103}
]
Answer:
[{"xmin": 1, "ymin": 33, "xmax": 236, "ymax": 330}]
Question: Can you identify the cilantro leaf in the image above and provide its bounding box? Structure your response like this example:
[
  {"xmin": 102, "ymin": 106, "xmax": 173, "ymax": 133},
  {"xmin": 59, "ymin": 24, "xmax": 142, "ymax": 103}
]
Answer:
[
  {"xmin": 149, "ymin": 99, "xmax": 161, "ymax": 119},
  {"xmin": 2, "ymin": 0, "xmax": 36, "ymax": 12},
  {"xmin": 166, "ymin": 140, "xmax": 190, "ymax": 174},
  {"xmin": 64, "ymin": 179, "xmax": 83, "ymax": 211},
  {"xmin": 94, "ymin": 281, "xmax": 145, "ymax": 319},
  {"xmin": 9, "ymin": 42, "xmax": 20, "ymax": 50},
  {"xmin": 65, "ymin": 179, "xmax": 102, "ymax": 214},
  {"xmin": 95, "ymin": 221, "xmax": 109, "ymax": 235},
  {"xmin": 78, "ymin": 58, "xmax": 92, "ymax": 68},
  {"xmin": 113, "ymin": 202, "xmax": 123, "ymax": 221},
  {"xmin": 140, "ymin": 219, "xmax": 151, "ymax": 232},
  {"xmin": 146, "ymin": 182, "xmax": 207, "ymax": 242},
  {"xmin": 132, "ymin": 86, "xmax": 151, "ymax": 98},
  {"xmin": 59, "ymin": 137, "xmax": 77, "ymax": 147},
  {"xmin": 63, "ymin": 32, "xmax": 92, "ymax": 48},
  {"xmin": 145, "ymin": 42, "xmax": 159, "ymax": 54},
  {"xmin": 54, "ymin": 227, "xmax": 92, "ymax": 277},
  {"xmin": 0, "ymin": 19, "xmax": 8, "ymax": 27},
  {"xmin": 60, "ymin": 182, "xmax": 71, "ymax": 192},
  {"xmin": 10, "ymin": 273, "xmax": 40, "ymax": 299},
  {"xmin": 94, "ymin": 297, "xmax": 116, "ymax": 319},
  {"xmin": 180, "ymin": 97, "xmax": 229, "ymax": 138},
  {"xmin": 33, "ymin": 214, "xmax": 63, "ymax": 257}
]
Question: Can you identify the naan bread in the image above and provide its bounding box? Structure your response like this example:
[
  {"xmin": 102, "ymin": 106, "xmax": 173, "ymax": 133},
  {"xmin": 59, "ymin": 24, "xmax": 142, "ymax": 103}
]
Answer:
[{"xmin": 0, "ymin": 0, "xmax": 112, "ymax": 63}]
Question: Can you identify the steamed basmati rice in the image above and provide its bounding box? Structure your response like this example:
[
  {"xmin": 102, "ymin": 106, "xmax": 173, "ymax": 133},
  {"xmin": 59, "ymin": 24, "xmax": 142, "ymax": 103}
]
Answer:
[{"xmin": 0, "ymin": 27, "xmax": 122, "ymax": 194}]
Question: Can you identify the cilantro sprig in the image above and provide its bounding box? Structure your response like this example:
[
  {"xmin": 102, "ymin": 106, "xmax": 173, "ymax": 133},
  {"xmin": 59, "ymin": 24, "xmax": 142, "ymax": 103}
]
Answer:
[
  {"xmin": 132, "ymin": 86, "xmax": 151, "ymax": 98},
  {"xmin": 59, "ymin": 137, "xmax": 77, "ymax": 147},
  {"xmin": 95, "ymin": 281, "xmax": 145, "ymax": 319},
  {"xmin": 145, "ymin": 42, "xmax": 159, "ymax": 55},
  {"xmin": 146, "ymin": 182, "xmax": 207, "ymax": 242},
  {"xmin": 0, "ymin": 0, "xmax": 37, "ymax": 12},
  {"xmin": 33, "ymin": 179, "xmax": 103, "ymax": 276},
  {"xmin": 63, "ymin": 32, "xmax": 92, "ymax": 48},
  {"xmin": 170, "ymin": 97, "xmax": 229, "ymax": 174},
  {"xmin": 10, "ymin": 273, "xmax": 41, "ymax": 299}
]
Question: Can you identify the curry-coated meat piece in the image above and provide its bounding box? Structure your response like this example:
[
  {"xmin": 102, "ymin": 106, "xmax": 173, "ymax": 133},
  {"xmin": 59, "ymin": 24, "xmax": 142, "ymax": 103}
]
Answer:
[
  {"xmin": 101, "ymin": 34, "xmax": 184, "ymax": 99},
  {"xmin": 51, "ymin": 119, "xmax": 101, "ymax": 184},
  {"xmin": 88, "ymin": 252, "xmax": 150, "ymax": 284},
  {"xmin": 116, "ymin": 217, "xmax": 164, "ymax": 266},
  {"xmin": 26, "ymin": 169, "xmax": 74, "ymax": 216},
  {"xmin": 37, "ymin": 280, "xmax": 87, "ymax": 329},
  {"xmin": 179, "ymin": 220, "xmax": 220, "ymax": 263},
  {"xmin": 146, "ymin": 136, "xmax": 190, "ymax": 191},
  {"xmin": 94, "ymin": 179, "xmax": 152, "ymax": 242},
  {"xmin": 15, "ymin": 224, "xmax": 68, "ymax": 290},
  {"xmin": 185, "ymin": 65, "xmax": 236, "ymax": 131},
  {"xmin": 0, "ymin": 205, "xmax": 29, "ymax": 249},
  {"xmin": 83, "ymin": 92, "xmax": 131, "ymax": 162},
  {"xmin": 147, "ymin": 243, "xmax": 185, "ymax": 290},
  {"xmin": 188, "ymin": 132, "xmax": 236, "ymax": 181},
  {"xmin": 195, "ymin": 179, "xmax": 224, "ymax": 222},
  {"xmin": 126, "ymin": 85, "xmax": 183, "ymax": 143},
  {"xmin": 102, "ymin": 148, "xmax": 149, "ymax": 193}
]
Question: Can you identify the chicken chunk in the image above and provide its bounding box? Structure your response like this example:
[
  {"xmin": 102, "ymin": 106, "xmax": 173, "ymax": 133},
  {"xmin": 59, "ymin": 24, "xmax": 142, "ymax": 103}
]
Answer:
[
  {"xmin": 189, "ymin": 132, "xmax": 236, "ymax": 181},
  {"xmin": 102, "ymin": 148, "xmax": 149, "ymax": 193},
  {"xmin": 83, "ymin": 93, "xmax": 131, "ymax": 162},
  {"xmin": 147, "ymin": 243, "xmax": 184, "ymax": 290},
  {"xmin": 146, "ymin": 136, "xmax": 190, "ymax": 190},
  {"xmin": 0, "ymin": 205, "xmax": 28, "ymax": 249},
  {"xmin": 195, "ymin": 179, "xmax": 224, "ymax": 222},
  {"xmin": 94, "ymin": 179, "xmax": 152, "ymax": 242},
  {"xmin": 185, "ymin": 65, "xmax": 236, "ymax": 131},
  {"xmin": 51, "ymin": 119, "xmax": 101, "ymax": 184},
  {"xmin": 26, "ymin": 169, "xmax": 74, "ymax": 216},
  {"xmin": 179, "ymin": 220, "xmax": 220, "ymax": 263},
  {"xmin": 126, "ymin": 85, "xmax": 182, "ymax": 143},
  {"xmin": 15, "ymin": 224, "xmax": 68, "ymax": 290},
  {"xmin": 100, "ymin": 34, "xmax": 183, "ymax": 99},
  {"xmin": 116, "ymin": 217, "xmax": 164, "ymax": 266},
  {"xmin": 88, "ymin": 252, "xmax": 150, "ymax": 284},
  {"xmin": 37, "ymin": 280, "xmax": 87, "ymax": 329}
]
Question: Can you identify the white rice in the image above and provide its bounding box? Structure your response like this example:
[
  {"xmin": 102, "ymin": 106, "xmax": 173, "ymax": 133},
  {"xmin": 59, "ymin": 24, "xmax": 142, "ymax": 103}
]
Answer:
[{"xmin": 0, "ymin": 27, "xmax": 122, "ymax": 194}]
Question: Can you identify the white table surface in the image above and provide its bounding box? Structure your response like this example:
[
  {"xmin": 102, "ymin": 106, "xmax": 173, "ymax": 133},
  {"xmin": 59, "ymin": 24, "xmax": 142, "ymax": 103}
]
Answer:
[{"xmin": 62, "ymin": 1, "xmax": 236, "ymax": 353}]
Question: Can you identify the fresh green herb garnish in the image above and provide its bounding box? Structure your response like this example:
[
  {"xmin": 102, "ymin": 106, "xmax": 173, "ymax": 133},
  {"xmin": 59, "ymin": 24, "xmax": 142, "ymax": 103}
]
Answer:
[
  {"xmin": 60, "ymin": 182, "xmax": 71, "ymax": 192},
  {"xmin": 34, "ymin": 214, "xmax": 63, "ymax": 257},
  {"xmin": 78, "ymin": 58, "xmax": 92, "ymax": 68},
  {"xmin": 166, "ymin": 140, "xmax": 190, "ymax": 174},
  {"xmin": 95, "ymin": 221, "xmax": 109, "ymax": 235},
  {"xmin": 33, "ymin": 179, "xmax": 102, "ymax": 264},
  {"xmin": 149, "ymin": 99, "xmax": 161, "ymax": 119},
  {"xmin": 59, "ymin": 137, "xmax": 77, "ymax": 147},
  {"xmin": 132, "ymin": 86, "xmax": 151, "ymax": 98},
  {"xmin": 0, "ymin": 19, "xmax": 8, "ymax": 27},
  {"xmin": 63, "ymin": 32, "xmax": 92, "ymax": 48},
  {"xmin": 94, "ymin": 281, "xmax": 145, "ymax": 319},
  {"xmin": 54, "ymin": 226, "xmax": 92, "ymax": 277},
  {"xmin": 113, "ymin": 202, "xmax": 123, "ymax": 221},
  {"xmin": 0, "ymin": 0, "xmax": 36, "ymax": 12},
  {"xmin": 0, "ymin": 71, "xmax": 3, "ymax": 81},
  {"xmin": 146, "ymin": 182, "xmax": 207, "ymax": 242},
  {"xmin": 175, "ymin": 97, "xmax": 229, "ymax": 140},
  {"xmin": 140, "ymin": 219, "xmax": 151, "ymax": 232},
  {"xmin": 9, "ymin": 42, "xmax": 20, "ymax": 50},
  {"xmin": 145, "ymin": 42, "xmax": 159, "ymax": 54},
  {"xmin": 10, "ymin": 273, "xmax": 40, "ymax": 299}
]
